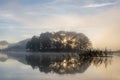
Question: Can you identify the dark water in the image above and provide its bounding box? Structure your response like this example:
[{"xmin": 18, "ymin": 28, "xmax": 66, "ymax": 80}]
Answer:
[{"xmin": 0, "ymin": 51, "xmax": 120, "ymax": 80}]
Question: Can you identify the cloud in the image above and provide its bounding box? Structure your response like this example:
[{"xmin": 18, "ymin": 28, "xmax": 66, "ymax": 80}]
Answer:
[
  {"xmin": 23, "ymin": 7, "xmax": 120, "ymax": 50},
  {"xmin": 82, "ymin": 2, "xmax": 117, "ymax": 8},
  {"xmin": 0, "ymin": 1, "xmax": 120, "ymax": 50}
]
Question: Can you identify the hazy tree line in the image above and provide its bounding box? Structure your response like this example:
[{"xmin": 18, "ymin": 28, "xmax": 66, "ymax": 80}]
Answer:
[{"xmin": 26, "ymin": 31, "xmax": 92, "ymax": 51}]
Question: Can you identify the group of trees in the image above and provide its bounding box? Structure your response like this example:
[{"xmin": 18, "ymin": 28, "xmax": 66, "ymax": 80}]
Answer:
[{"xmin": 26, "ymin": 31, "xmax": 92, "ymax": 51}]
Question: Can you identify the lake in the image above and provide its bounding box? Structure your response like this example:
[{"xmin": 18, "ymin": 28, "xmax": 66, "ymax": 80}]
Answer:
[{"xmin": 0, "ymin": 51, "xmax": 120, "ymax": 80}]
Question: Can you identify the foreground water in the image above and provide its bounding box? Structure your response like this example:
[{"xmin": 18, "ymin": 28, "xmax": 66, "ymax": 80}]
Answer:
[{"xmin": 0, "ymin": 51, "xmax": 120, "ymax": 80}]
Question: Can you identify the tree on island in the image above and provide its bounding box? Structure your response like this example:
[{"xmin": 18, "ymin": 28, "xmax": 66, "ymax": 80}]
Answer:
[{"xmin": 26, "ymin": 31, "xmax": 92, "ymax": 51}]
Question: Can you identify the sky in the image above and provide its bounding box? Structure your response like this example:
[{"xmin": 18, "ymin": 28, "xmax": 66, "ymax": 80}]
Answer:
[{"xmin": 0, "ymin": 0, "xmax": 120, "ymax": 50}]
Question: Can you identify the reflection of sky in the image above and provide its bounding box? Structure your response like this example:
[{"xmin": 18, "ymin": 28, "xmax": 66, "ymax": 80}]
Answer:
[
  {"xmin": 0, "ymin": 55, "xmax": 120, "ymax": 80},
  {"xmin": 0, "ymin": 0, "xmax": 120, "ymax": 50},
  {"xmin": 0, "ymin": 59, "xmax": 51, "ymax": 80}
]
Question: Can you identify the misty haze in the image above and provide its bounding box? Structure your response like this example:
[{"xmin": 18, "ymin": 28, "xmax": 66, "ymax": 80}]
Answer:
[{"xmin": 0, "ymin": 0, "xmax": 120, "ymax": 80}]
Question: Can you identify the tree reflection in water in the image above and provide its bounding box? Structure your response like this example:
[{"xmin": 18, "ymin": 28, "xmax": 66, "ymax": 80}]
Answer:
[{"xmin": 26, "ymin": 52, "xmax": 113, "ymax": 74}]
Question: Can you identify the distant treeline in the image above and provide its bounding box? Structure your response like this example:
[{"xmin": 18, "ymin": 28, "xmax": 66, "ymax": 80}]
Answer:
[{"xmin": 26, "ymin": 31, "xmax": 92, "ymax": 52}]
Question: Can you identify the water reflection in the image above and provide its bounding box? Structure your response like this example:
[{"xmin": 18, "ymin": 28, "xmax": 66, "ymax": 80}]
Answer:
[
  {"xmin": 0, "ymin": 51, "xmax": 28, "ymax": 64},
  {"xmin": 26, "ymin": 52, "xmax": 112, "ymax": 74},
  {"xmin": 0, "ymin": 53, "xmax": 8, "ymax": 62}
]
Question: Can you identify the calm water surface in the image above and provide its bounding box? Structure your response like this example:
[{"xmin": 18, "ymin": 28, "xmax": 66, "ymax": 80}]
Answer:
[{"xmin": 0, "ymin": 52, "xmax": 120, "ymax": 80}]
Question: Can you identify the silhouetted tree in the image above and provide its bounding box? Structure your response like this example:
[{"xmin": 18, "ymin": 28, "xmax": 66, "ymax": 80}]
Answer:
[
  {"xmin": 26, "ymin": 31, "xmax": 92, "ymax": 51},
  {"xmin": 26, "ymin": 36, "xmax": 39, "ymax": 51},
  {"xmin": 39, "ymin": 32, "xmax": 53, "ymax": 50}
]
